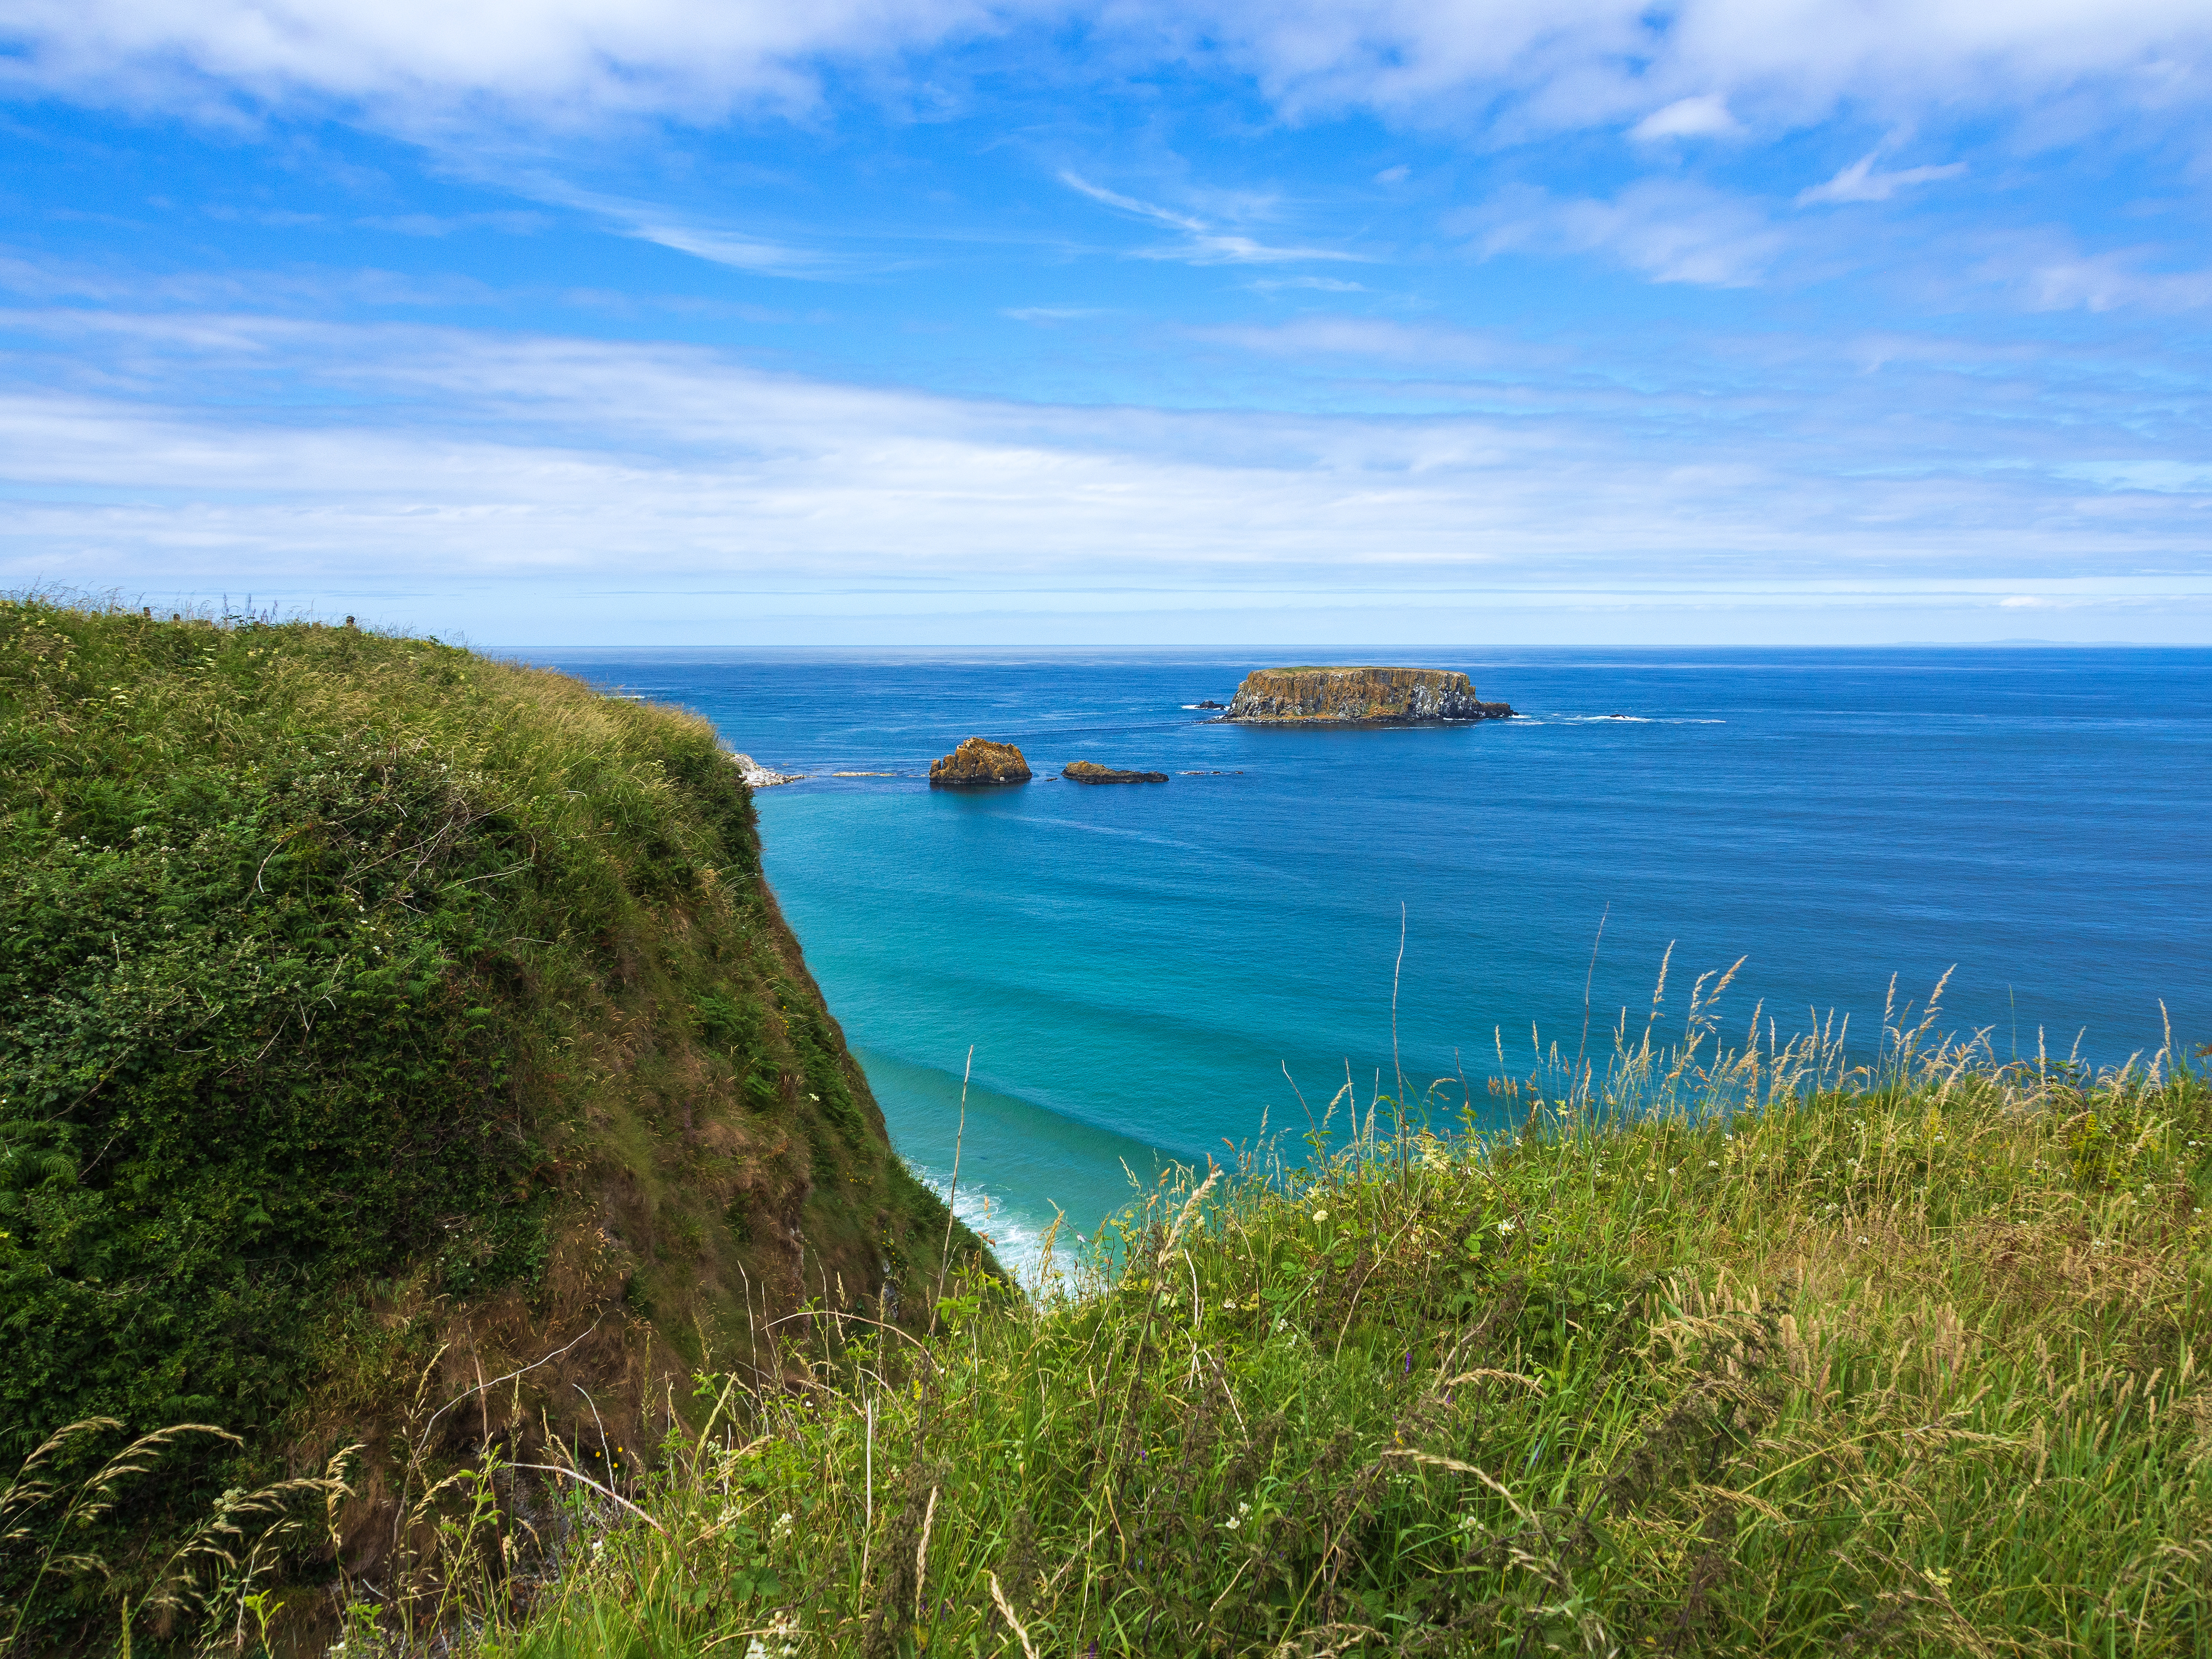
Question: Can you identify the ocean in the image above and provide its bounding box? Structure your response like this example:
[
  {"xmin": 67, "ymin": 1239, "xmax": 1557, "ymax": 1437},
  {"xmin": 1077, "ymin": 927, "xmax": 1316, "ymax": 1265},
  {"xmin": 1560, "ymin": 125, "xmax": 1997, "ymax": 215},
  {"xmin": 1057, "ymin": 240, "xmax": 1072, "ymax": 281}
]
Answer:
[{"xmin": 517, "ymin": 648, "xmax": 2212, "ymax": 1264}]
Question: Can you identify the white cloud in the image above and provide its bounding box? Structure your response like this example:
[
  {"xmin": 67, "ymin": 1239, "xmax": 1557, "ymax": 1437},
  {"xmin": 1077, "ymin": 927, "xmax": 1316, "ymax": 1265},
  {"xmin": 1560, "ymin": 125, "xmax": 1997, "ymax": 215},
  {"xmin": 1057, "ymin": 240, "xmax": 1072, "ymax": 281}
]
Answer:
[
  {"xmin": 1058, "ymin": 171, "xmax": 1365, "ymax": 265},
  {"xmin": 1475, "ymin": 180, "xmax": 1785, "ymax": 287},
  {"xmin": 1630, "ymin": 95, "xmax": 1741, "ymax": 141},
  {"xmin": 358, "ymin": 210, "xmax": 550, "ymax": 236},
  {"xmin": 1193, "ymin": 317, "xmax": 1498, "ymax": 364},
  {"xmin": 2023, "ymin": 249, "xmax": 2212, "ymax": 311},
  {"xmin": 5, "ymin": 0, "xmax": 2208, "ymax": 133},
  {"xmin": 505, "ymin": 177, "xmax": 830, "ymax": 276},
  {"xmin": 1182, "ymin": 0, "xmax": 2212, "ymax": 132},
  {"xmin": 1796, "ymin": 151, "xmax": 1966, "ymax": 205},
  {"xmin": 4, "ymin": 307, "xmax": 2210, "ymax": 628},
  {"xmin": 0, "ymin": 0, "xmax": 996, "ymax": 123}
]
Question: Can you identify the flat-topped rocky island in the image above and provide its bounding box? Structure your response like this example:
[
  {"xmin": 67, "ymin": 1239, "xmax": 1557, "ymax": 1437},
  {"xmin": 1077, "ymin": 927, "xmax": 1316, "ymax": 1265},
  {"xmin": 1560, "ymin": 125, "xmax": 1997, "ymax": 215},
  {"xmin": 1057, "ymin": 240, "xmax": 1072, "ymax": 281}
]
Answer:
[{"xmin": 1223, "ymin": 665, "xmax": 1514, "ymax": 723}]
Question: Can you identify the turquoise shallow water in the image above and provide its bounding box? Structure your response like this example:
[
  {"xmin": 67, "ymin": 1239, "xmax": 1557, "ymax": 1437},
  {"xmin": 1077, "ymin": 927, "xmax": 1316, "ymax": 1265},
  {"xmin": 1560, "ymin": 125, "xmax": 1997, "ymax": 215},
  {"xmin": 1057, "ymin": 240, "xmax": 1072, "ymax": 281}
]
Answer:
[{"xmin": 517, "ymin": 649, "xmax": 2212, "ymax": 1263}]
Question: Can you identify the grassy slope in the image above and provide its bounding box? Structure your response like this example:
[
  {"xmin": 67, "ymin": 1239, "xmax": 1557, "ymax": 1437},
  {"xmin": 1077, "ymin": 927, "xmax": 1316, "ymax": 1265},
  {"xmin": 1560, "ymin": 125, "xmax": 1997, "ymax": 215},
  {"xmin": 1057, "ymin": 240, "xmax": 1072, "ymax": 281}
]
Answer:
[
  {"xmin": 0, "ymin": 602, "xmax": 981, "ymax": 1649},
  {"xmin": 478, "ymin": 1023, "xmax": 2212, "ymax": 1658}
]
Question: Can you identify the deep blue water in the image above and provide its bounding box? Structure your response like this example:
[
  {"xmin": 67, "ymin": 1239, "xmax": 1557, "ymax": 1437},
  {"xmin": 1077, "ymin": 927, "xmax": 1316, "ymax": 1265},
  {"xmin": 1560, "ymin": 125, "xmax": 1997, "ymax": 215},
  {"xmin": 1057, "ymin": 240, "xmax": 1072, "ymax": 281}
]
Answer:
[{"xmin": 514, "ymin": 648, "xmax": 2212, "ymax": 1262}]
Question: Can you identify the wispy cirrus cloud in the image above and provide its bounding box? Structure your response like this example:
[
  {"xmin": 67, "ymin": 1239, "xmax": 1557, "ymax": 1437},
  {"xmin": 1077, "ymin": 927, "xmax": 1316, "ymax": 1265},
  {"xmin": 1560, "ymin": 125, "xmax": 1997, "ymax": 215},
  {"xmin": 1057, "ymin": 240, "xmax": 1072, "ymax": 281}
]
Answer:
[
  {"xmin": 359, "ymin": 210, "xmax": 551, "ymax": 236},
  {"xmin": 504, "ymin": 176, "xmax": 832, "ymax": 276},
  {"xmin": 1797, "ymin": 152, "xmax": 1966, "ymax": 206},
  {"xmin": 5, "ymin": 307, "xmax": 2207, "ymax": 613},
  {"xmin": 1246, "ymin": 276, "xmax": 1368, "ymax": 293},
  {"xmin": 1058, "ymin": 170, "xmax": 1368, "ymax": 266},
  {"xmin": 1472, "ymin": 180, "xmax": 1785, "ymax": 288},
  {"xmin": 2023, "ymin": 248, "xmax": 2212, "ymax": 311},
  {"xmin": 1191, "ymin": 317, "xmax": 1501, "ymax": 366}
]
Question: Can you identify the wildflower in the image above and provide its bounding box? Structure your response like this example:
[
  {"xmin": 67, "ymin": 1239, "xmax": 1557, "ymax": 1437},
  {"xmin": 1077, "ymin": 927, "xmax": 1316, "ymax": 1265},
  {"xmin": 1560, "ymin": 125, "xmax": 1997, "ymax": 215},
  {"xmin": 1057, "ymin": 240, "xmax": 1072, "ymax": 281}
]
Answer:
[
  {"xmin": 1856, "ymin": 1236, "xmax": 1870, "ymax": 1245},
  {"xmin": 1707, "ymin": 1160, "xmax": 1719, "ymax": 1168},
  {"xmin": 773, "ymin": 1512, "xmax": 794, "ymax": 1536},
  {"xmin": 1312, "ymin": 1209, "xmax": 1328, "ymax": 1222},
  {"xmin": 1497, "ymin": 1219, "xmax": 1516, "ymax": 1235}
]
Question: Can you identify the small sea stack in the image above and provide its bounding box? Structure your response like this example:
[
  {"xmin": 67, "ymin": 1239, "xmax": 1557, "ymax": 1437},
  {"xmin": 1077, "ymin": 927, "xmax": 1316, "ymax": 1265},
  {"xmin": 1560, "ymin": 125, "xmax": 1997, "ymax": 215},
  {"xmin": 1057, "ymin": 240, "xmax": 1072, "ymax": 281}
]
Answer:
[
  {"xmin": 1063, "ymin": 761, "xmax": 1169, "ymax": 784},
  {"xmin": 930, "ymin": 737, "xmax": 1033, "ymax": 785},
  {"xmin": 1224, "ymin": 666, "xmax": 1513, "ymax": 724}
]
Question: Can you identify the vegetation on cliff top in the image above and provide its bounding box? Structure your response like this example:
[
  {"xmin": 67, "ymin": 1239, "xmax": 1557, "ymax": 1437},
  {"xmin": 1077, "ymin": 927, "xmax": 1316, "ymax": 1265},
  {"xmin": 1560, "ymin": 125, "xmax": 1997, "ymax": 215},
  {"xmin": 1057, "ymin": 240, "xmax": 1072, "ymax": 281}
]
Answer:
[
  {"xmin": 0, "ymin": 600, "xmax": 977, "ymax": 1652},
  {"xmin": 270, "ymin": 992, "xmax": 2209, "ymax": 1657}
]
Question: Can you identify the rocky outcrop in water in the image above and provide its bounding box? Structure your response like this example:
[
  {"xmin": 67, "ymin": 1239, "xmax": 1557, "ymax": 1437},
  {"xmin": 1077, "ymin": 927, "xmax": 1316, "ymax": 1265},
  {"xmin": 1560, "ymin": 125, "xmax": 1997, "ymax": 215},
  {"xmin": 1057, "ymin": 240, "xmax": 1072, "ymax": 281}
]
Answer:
[
  {"xmin": 1224, "ymin": 667, "xmax": 1513, "ymax": 723},
  {"xmin": 1063, "ymin": 761, "xmax": 1169, "ymax": 783},
  {"xmin": 930, "ymin": 737, "xmax": 1032, "ymax": 785},
  {"xmin": 731, "ymin": 751, "xmax": 805, "ymax": 787}
]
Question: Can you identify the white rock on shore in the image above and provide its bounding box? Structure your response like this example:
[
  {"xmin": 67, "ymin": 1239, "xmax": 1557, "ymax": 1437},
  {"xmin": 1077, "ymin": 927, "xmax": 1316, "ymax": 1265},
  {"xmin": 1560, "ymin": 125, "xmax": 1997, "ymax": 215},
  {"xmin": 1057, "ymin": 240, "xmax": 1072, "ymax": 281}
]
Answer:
[{"xmin": 729, "ymin": 751, "xmax": 805, "ymax": 787}]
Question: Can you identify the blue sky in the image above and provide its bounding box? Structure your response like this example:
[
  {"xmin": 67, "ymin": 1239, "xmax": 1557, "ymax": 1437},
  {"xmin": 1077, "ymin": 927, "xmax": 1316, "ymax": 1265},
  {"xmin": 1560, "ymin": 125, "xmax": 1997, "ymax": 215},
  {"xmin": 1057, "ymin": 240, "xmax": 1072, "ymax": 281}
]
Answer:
[{"xmin": 3, "ymin": 0, "xmax": 2210, "ymax": 645}]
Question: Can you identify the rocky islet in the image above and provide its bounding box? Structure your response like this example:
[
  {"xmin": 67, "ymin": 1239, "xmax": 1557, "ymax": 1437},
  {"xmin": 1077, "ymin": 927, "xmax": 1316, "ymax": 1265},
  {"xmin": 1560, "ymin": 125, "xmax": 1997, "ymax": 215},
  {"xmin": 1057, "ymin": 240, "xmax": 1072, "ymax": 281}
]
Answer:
[
  {"xmin": 1062, "ymin": 760, "xmax": 1169, "ymax": 784},
  {"xmin": 929, "ymin": 736, "xmax": 1034, "ymax": 785},
  {"xmin": 1223, "ymin": 665, "xmax": 1513, "ymax": 723}
]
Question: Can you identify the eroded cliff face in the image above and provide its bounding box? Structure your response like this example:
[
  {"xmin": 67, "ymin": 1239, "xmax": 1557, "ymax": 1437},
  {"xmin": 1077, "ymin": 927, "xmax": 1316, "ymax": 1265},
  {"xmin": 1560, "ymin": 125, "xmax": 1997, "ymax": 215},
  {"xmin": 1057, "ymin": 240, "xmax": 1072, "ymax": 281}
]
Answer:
[{"xmin": 1224, "ymin": 666, "xmax": 1513, "ymax": 723}]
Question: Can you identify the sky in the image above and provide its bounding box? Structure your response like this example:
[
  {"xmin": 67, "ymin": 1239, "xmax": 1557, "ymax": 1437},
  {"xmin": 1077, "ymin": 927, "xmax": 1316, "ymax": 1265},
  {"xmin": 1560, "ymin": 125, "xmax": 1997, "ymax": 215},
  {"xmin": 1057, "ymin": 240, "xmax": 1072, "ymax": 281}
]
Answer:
[{"xmin": 3, "ymin": 0, "xmax": 2211, "ymax": 646}]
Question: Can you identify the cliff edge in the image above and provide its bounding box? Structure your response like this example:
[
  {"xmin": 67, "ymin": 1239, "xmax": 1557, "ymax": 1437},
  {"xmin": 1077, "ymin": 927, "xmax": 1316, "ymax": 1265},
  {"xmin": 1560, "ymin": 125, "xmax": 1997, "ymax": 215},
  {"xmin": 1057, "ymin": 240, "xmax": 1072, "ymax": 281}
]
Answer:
[
  {"xmin": 1224, "ymin": 665, "xmax": 1513, "ymax": 723},
  {"xmin": 0, "ymin": 601, "xmax": 994, "ymax": 1648}
]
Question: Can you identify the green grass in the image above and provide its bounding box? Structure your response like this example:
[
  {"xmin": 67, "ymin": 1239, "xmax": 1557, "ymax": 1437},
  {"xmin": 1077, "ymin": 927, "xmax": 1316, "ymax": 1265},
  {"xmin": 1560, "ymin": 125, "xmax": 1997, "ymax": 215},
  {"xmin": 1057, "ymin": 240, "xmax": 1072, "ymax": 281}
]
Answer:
[
  {"xmin": 0, "ymin": 599, "xmax": 975, "ymax": 1653},
  {"xmin": 328, "ymin": 996, "xmax": 2212, "ymax": 1658}
]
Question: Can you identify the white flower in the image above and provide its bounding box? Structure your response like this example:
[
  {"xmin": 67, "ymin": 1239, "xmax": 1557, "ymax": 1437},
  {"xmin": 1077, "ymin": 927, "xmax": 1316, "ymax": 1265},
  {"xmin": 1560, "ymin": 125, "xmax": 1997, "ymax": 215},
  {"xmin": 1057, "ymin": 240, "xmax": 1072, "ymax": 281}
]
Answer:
[
  {"xmin": 1707, "ymin": 1160, "xmax": 1719, "ymax": 1168},
  {"xmin": 774, "ymin": 1512, "xmax": 794, "ymax": 1535},
  {"xmin": 1223, "ymin": 1515, "xmax": 1240, "ymax": 1530},
  {"xmin": 1856, "ymin": 1236, "xmax": 1870, "ymax": 1245},
  {"xmin": 1497, "ymin": 1220, "xmax": 1516, "ymax": 1235},
  {"xmin": 1312, "ymin": 1209, "xmax": 1328, "ymax": 1222}
]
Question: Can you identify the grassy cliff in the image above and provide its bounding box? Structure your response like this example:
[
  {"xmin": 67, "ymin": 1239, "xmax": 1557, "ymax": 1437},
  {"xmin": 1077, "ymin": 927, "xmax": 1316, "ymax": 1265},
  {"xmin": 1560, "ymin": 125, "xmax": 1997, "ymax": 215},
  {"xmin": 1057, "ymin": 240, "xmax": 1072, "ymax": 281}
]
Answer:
[
  {"xmin": 0, "ymin": 601, "xmax": 984, "ymax": 1651},
  {"xmin": 455, "ymin": 1013, "xmax": 2210, "ymax": 1658}
]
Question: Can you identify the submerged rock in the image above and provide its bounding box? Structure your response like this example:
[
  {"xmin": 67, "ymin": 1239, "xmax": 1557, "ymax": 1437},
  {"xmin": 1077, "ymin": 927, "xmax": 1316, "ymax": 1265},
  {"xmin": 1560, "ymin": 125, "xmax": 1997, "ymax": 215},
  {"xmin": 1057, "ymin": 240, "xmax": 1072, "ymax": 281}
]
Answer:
[
  {"xmin": 1224, "ymin": 666, "xmax": 1513, "ymax": 724},
  {"xmin": 930, "ymin": 737, "xmax": 1033, "ymax": 785},
  {"xmin": 1063, "ymin": 760, "xmax": 1169, "ymax": 784}
]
